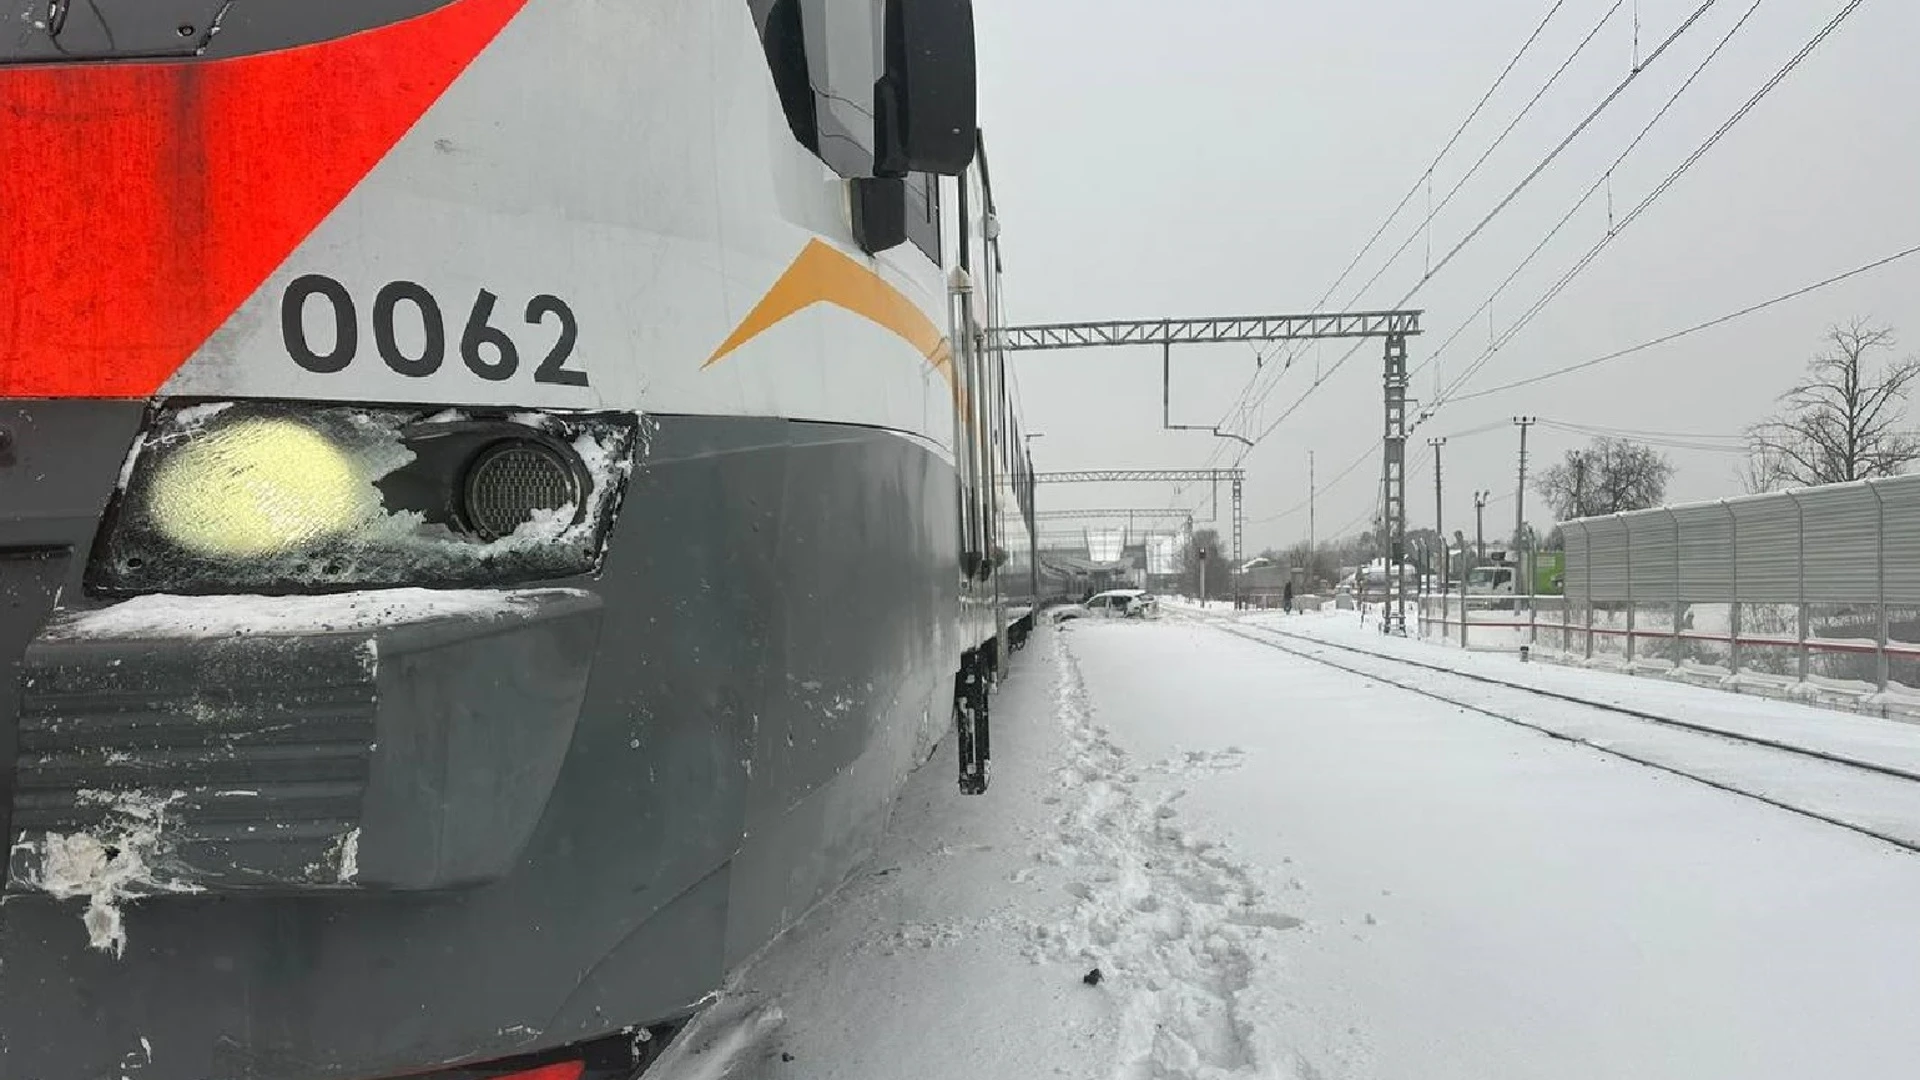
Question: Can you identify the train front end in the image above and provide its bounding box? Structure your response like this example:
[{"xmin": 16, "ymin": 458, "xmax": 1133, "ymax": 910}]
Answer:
[{"xmin": 0, "ymin": 0, "xmax": 988, "ymax": 1077}]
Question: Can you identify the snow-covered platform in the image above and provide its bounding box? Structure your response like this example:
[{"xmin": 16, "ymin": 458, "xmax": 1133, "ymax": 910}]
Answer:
[{"xmin": 681, "ymin": 617, "xmax": 1920, "ymax": 1080}]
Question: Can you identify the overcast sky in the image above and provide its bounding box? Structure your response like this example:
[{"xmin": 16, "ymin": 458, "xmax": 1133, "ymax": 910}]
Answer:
[{"xmin": 975, "ymin": 0, "xmax": 1920, "ymax": 555}]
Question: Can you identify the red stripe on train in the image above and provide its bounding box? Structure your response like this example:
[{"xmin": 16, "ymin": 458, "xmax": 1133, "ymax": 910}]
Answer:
[{"xmin": 0, "ymin": 0, "xmax": 529, "ymax": 398}]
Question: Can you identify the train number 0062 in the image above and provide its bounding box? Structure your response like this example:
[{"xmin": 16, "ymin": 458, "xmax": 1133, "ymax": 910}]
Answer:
[{"xmin": 281, "ymin": 275, "xmax": 588, "ymax": 387}]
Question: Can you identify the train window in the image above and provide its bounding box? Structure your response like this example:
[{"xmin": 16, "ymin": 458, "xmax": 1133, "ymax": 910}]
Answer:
[
  {"xmin": 748, "ymin": 0, "xmax": 879, "ymax": 178},
  {"xmin": 748, "ymin": 0, "xmax": 821, "ymax": 155},
  {"xmin": 806, "ymin": 0, "xmax": 886, "ymax": 178},
  {"xmin": 751, "ymin": 1, "xmax": 942, "ymax": 260}
]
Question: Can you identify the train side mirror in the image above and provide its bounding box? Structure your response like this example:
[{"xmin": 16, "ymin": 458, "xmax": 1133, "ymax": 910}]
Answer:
[{"xmin": 873, "ymin": 0, "xmax": 978, "ymax": 177}]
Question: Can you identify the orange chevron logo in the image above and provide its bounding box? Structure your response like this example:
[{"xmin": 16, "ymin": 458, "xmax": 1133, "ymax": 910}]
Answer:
[{"xmin": 706, "ymin": 240, "xmax": 955, "ymax": 391}]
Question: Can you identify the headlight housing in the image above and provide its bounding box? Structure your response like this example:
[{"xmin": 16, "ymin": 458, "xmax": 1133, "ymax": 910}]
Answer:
[{"xmin": 89, "ymin": 402, "xmax": 640, "ymax": 595}]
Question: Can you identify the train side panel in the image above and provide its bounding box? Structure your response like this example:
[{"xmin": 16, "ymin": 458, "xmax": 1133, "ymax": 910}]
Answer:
[{"xmin": 0, "ymin": 1, "xmax": 1023, "ymax": 1078}]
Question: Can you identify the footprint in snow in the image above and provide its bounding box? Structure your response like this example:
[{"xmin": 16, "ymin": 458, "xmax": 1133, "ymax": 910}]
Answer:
[
  {"xmin": 1146, "ymin": 747, "xmax": 1249, "ymax": 778},
  {"xmin": 1034, "ymin": 634, "xmax": 1304, "ymax": 1080}
]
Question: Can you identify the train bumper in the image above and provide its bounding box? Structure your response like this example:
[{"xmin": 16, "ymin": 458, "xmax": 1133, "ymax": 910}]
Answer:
[
  {"xmin": 9, "ymin": 588, "xmax": 601, "ymax": 934},
  {"xmin": 1, "ymin": 404, "xmax": 958, "ymax": 1079}
]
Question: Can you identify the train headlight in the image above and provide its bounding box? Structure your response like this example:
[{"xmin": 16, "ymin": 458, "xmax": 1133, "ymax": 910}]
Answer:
[
  {"xmin": 90, "ymin": 402, "xmax": 639, "ymax": 595},
  {"xmin": 146, "ymin": 417, "xmax": 375, "ymax": 557}
]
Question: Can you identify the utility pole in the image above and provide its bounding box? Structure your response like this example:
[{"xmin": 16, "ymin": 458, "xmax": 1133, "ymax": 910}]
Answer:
[
  {"xmin": 1571, "ymin": 449, "xmax": 1588, "ymax": 517},
  {"xmin": 1382, "ymin": 334, "xmax": 1411, "ymax": 635},
  {"xmin": 1514, "ymin": 416, "xmax": 1536, "ymax": 547},
  {"xmin": 1428, "ymin": 436, "xmax": 1447, "ymax": 590},
  {"xmin": 1474, "ymin": 490, "xmax": 1490, "ymax": 568},
  {"xmin": 1308, "ymin": 450, "xmax": 1316, "ymax": 552}
]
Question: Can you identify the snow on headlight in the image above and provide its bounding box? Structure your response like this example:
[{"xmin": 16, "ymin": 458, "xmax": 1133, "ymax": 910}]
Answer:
[
  {"xmin": 93, "ymin": 402, "xmax": 640, "ymax": 593},
  {"xmin": 147, "ymin": 417, "xmax": 379, "ymax": 557}
]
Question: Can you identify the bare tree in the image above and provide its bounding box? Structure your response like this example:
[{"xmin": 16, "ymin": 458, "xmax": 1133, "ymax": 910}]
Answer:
[
  {"xmin": 1270, "ymin": 532, "xmax": 1378, "ymax": 590},
  {"xmin": 1276, "ymin": 540, "xmax": 1328, "ymax": 590},
  {"xmin": 1534, "ymin": 437, "xmax": 1673, "ymax": 521},
  {"xmin": 1744, "ymin": 320, "xmax": 1920, "ymax": 491}
]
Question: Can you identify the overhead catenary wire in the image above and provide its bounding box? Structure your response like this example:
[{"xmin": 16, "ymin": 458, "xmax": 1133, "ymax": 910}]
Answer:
[
  {"xmin": 1195, "ymin": 0, "xmax": 1595, "ymax": 487},
  {"xmin": 1250, "ymin": 440, "xmax": 1379, "ymax": 524},
  {"xmin": 1333, "ymin": 0, "xmax": 1634, "ymax": 313},
  {"xmin": 1202, "ymin": 0, "xmax": 1869, "ymax": 545},
  {"xmin": 1327, "ymin": 497, "xmax": 1384, "ymax": 543},
  {"xmin": 1440, "ymin": 242, "xmax": 1920, "ymax": 403},
  {"xmin": 1234, "ymin": 0, "xmax": 1728, "ymax": 457},
  {"xmin": 1536, "ymin": 418, "xmax": 1749, "ymax": 453},
  {"xmin": 1209, "ymin": 0, "xmax": 1585, "ymax": 440},
  {"xmin": 1248, "ymin": 418, "xmax": 1507, "ymax": 528},
  {"xmin": 1432, "ymin": 0, "xmax": 1876, "ymax": 409},
  {"xmin": 1341, "ymin": 0, "xmax": 1630, "ymax": 312},
  {"xmin": 1413, "ymin": 0, "xmax": 1770, "ymax": 380},
  {"xmin": 1414, "ymin": 0, "xmax": 1721, "ymax": 294},
  {"xmin": 1297, "ymin": 0, "xmax": 1577, "ymax": 332},
  {"xmin": 1540, "ymin": 418, "xmax": 1744, "ymax": 441}
]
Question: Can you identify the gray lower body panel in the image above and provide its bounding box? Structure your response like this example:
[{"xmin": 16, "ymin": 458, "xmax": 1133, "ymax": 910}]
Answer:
[{"xmin": 0, "ymin": 405, "xmax": 963, "ymax": 1080}]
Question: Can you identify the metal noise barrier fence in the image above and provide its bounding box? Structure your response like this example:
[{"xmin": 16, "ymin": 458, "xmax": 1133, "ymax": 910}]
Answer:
[
  {"xmin": 1413, "ymin": 475, "xmax": 1920, "ymax": 717},
  {"xmin": 1538, "ymin": 473, "xmax": 1920, "ymax": 707}
]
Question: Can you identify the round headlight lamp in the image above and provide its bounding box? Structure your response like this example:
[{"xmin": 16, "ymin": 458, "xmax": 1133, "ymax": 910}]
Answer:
[
  {"xmin": 146, "ymin": 418, "xmax": 374, "ymax": 557},
  {"xmin": 461, "ymin": 440, "xmax": 582, "ymax": 541}
]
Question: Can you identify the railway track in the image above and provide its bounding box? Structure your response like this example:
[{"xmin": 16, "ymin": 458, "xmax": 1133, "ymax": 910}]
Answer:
[{"xmin": 1189, "ymin": 613, "xmax": 1920, "ymax": 856}]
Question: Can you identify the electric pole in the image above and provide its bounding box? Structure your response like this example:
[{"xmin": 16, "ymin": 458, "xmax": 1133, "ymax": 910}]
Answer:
[
  {"xmin": 1514, "ymin": 416, "xmax": 1536, "ymax": 547},
  {"xmin": 1428, "ymin": 436, "xmax": 1446, "ymax": 589},
  {"xmin": 1382, "ymin": 334, "xmax": 1411, "ymax": 635},
  {"xmin": 1474, "ymin": 490, "xmax": 1490, "ymax": 568},
  {"xmin": 1308, "ymin": 450, "xmax": 1316, "ymax": 555}
]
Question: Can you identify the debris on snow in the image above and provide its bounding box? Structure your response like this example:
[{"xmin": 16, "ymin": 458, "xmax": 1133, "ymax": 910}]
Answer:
[{"xmin": 1146, "ymin": 746, "xmax": 1249, "ymax": 777}]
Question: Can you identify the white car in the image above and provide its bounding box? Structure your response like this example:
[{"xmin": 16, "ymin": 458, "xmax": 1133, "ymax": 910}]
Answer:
[
  {"xmin": 1055, "ymin": 589, "xmax": 1159, "ymax": 621},
  {"xmin": 1465, "ymin": 565, "xmax": 1517, "ymax": 595}
]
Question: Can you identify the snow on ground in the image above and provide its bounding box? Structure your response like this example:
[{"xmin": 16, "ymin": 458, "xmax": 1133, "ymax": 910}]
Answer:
[
  {"xmin": 1264, "ymin": 609, "xmax": 1920, "ymax": 770},
  {"xmin": 695, "ymin": 618, "xmax": 1920, "ymax": 1080},
  {"xmin": 1206, "ymin": 610, "xmax": 1920, "ymax": 850},
  {"xmin": 710, "ymin": 624, "xmax": 1302, "ymax": 1080}
]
